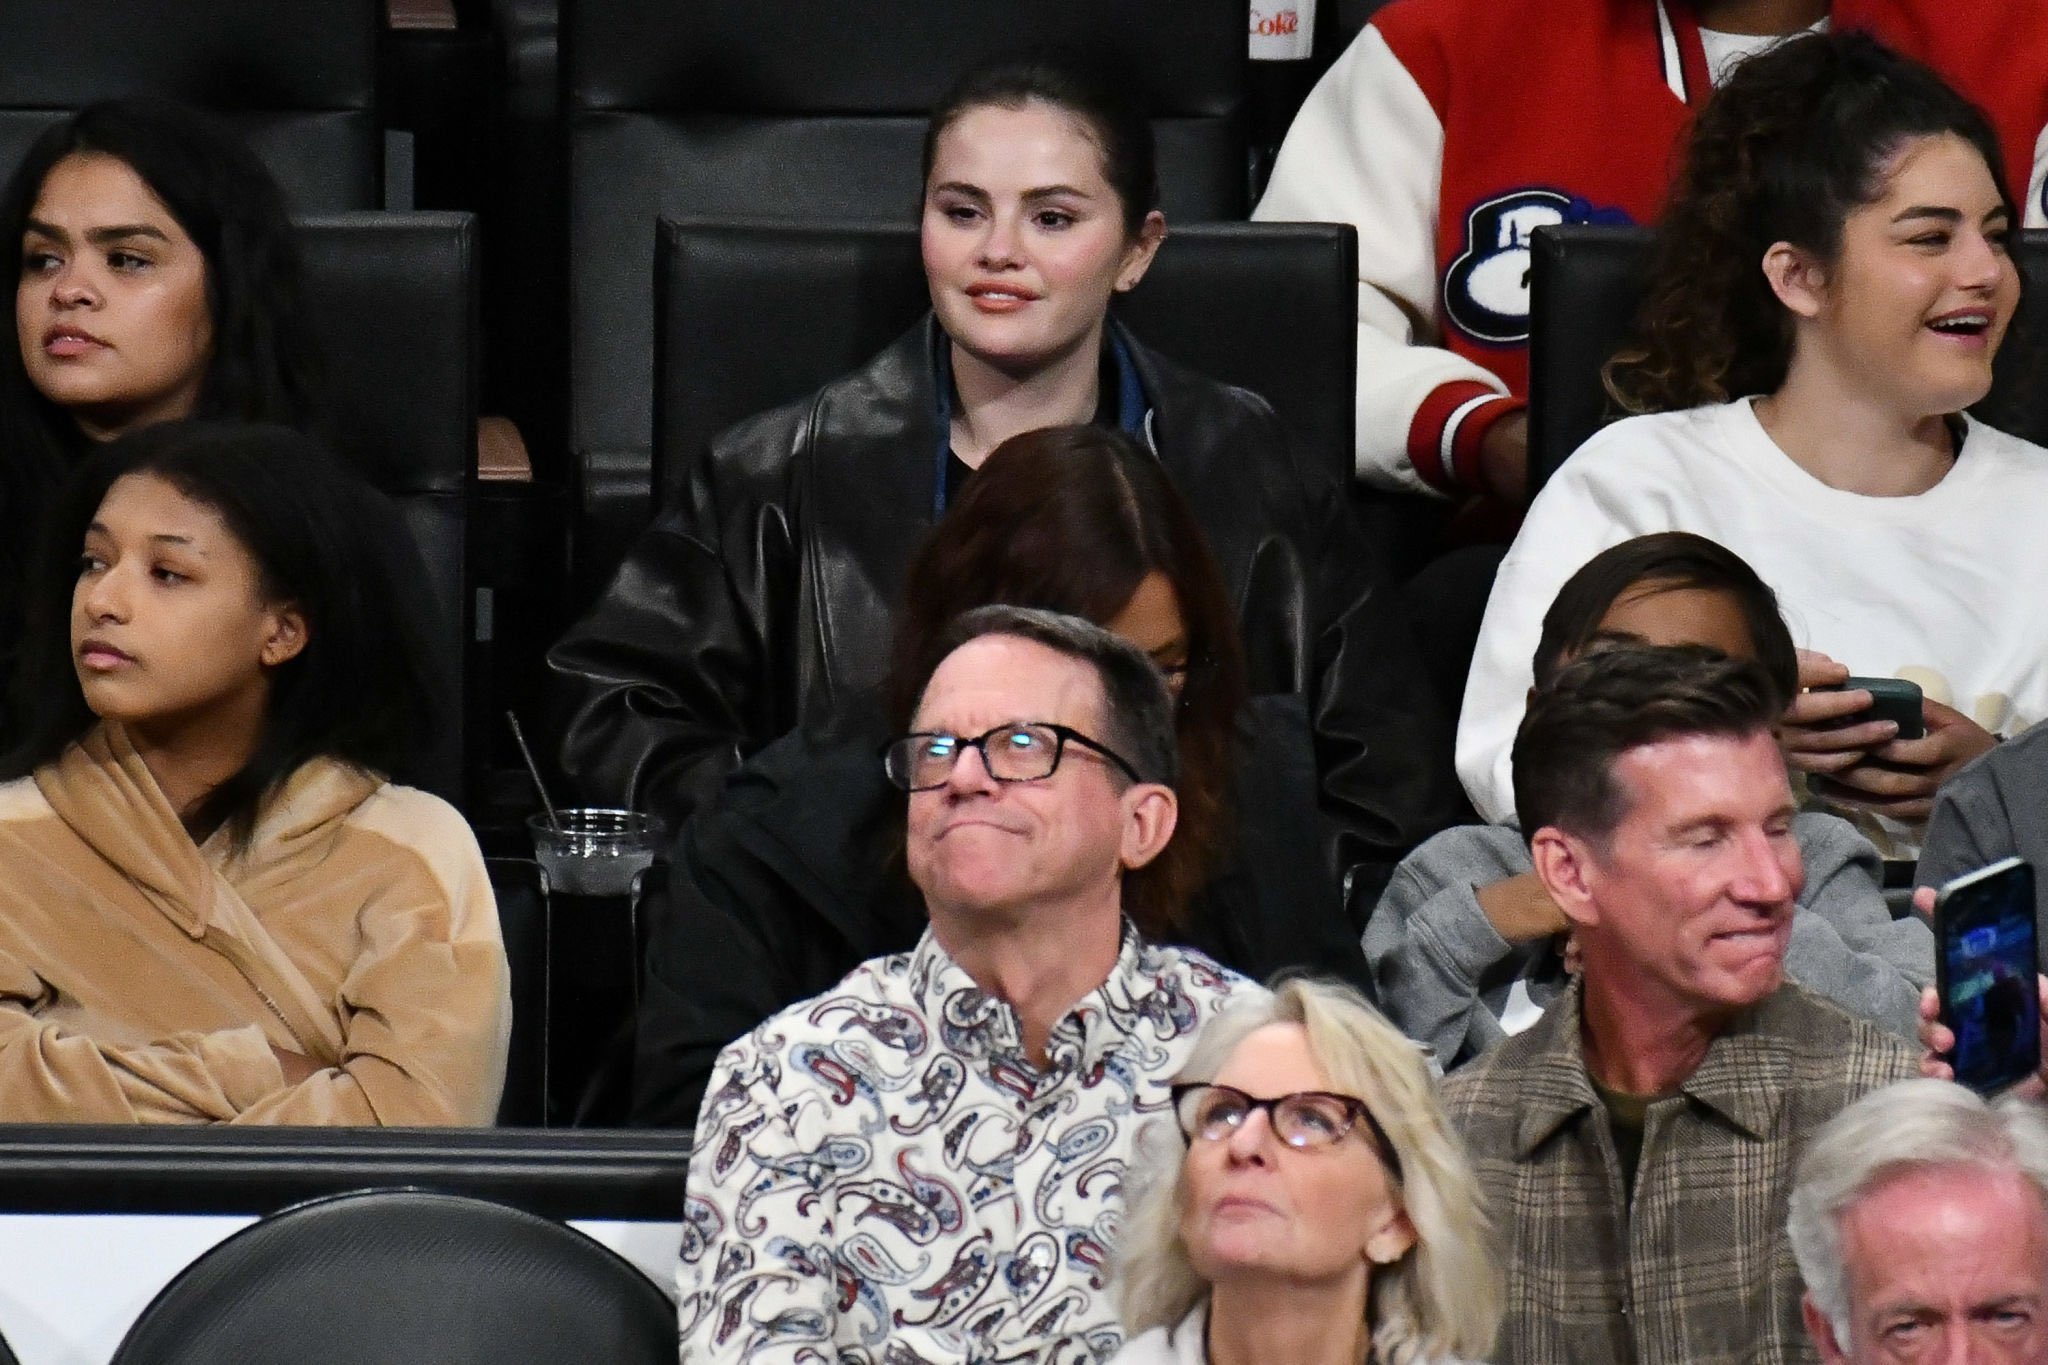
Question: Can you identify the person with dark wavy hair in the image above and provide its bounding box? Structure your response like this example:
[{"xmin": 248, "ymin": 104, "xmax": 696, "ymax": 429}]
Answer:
[
  {"xmin": 629, "ymin": 425, "xmax": 1373, "ymax": 1130},
  {"xmin": 1, "ymin": 99, "xmax": 321, "ymax": 746},
  {"xmin": 0, "ymin": 421, "xmax": 506, "ymax": 1125},
  {"xmin": 1459, "ymin": 32, "xmax": 2048, "ymax": 857}
]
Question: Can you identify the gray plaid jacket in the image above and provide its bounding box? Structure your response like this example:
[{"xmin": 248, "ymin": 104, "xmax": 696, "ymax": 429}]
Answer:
[{"xmin": 1442, "ymin": 980, "xmax": 1916, "ymax": 1364}]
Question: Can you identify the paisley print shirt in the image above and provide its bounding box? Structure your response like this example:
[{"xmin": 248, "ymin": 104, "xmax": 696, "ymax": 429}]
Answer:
[{"xmin": 677, "ymin": 927, "xmax": 1252, "ymax": 1363}]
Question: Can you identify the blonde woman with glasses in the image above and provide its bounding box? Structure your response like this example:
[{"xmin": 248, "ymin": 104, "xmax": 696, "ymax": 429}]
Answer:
[{"xmin": 1110, "ymin": 979, "xmax": 1500, "ymax": 1365}]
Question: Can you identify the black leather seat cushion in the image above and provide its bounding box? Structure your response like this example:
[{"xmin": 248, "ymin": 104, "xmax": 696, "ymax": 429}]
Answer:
[
  {"xmin": 299, "ymin": 212, "xmax": 478, "ymax": 800},
  {"xmin": 0, "ymin": 0, "xmax": 379, "ymax": 212},
  {"xmin": 566, "ymin": 0, "xmax": 1244, "ymax": 116},
  {"xmin": 108, "ymin": 1189, "xmax": 673, "ymax": 1365},
  {"xmin": 0, "ymin": 110, "xmax": 376, "ymax": 213}
]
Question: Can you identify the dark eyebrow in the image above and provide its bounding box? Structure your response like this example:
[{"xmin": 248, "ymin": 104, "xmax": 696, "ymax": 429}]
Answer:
[
  {"xmin": 86, "ymin": 224, "xmax": 171, "ymax": 246},
  {"xmin": 85, "ymin": 520, "xmax": 196, "ymax": 548},
  {"xmin": 929, "ymin": 182, "xmax": 1096, "ymax": 203},
  {"xmin": 1891, "ymin": 205, "xmax": 1963, "ymax": 225},
  {"xmin": 23, "ymin": 219, "xmax": 171, "ymax": 246}
]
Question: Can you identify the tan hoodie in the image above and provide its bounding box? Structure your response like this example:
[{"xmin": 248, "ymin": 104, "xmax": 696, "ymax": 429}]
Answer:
[{"xmin": 0, "ymin": 723, "xmax": 509, "ymax": 1124}]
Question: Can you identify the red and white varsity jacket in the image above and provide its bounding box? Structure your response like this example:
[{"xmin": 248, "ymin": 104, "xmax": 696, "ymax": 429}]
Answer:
[{"xmin": 1254, "ymin": 0, "xmax": 2048, "ymax": 496}]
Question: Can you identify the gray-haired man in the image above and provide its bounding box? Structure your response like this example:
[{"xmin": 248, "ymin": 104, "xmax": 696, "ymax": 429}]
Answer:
[
  {"xmin": 677, "ymin": 606, "xmax": 1253, "ymax": 1364},
  {"xmin": 1790, "ymin": 1077, "xmax": 2048, "ymax": 1364}
]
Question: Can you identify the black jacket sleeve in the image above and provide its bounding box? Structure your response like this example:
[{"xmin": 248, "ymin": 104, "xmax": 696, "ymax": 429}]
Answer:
[
  {"xmin": 1138, "ymin": 343, "xmax": 1464, "ymax": 901},
  {"xmin": 547, "ymin": 397, "xmax": 809, "ymax": 823}
]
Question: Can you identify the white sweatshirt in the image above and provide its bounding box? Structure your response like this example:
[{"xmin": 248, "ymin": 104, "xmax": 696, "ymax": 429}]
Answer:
[{"xmin": 1457, "ymin": 400, "xmax": 2048, "ymax": 834}]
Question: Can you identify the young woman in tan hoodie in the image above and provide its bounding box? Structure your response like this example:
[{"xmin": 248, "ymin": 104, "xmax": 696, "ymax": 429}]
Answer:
[{"xmin": 0, "ymin": 419, "xmax": 509, "ymax": 1125}]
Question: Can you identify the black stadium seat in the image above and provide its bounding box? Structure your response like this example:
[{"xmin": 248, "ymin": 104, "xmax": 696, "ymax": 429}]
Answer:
[
  {"xmin": 590, "ymin": 218, "xmax": 1358, "ymax": 594},
  {"xmin": 0, "ymin": 0, "xmax": 380, "ymax": 211},
  {"xmin": 565, "ymin": 0, "xmax": 1252, "ymax": 595},
  {"xmin": 297, "ymin": 212, "xmax": 478, "ymax": 802},
  {"xmin": 1528, "ymin": 224, "xmax": 2048, "ymax": 494},
  {"xmin": 108, "ymin": 1189, "xmax": 673, "ymax": 1365}
]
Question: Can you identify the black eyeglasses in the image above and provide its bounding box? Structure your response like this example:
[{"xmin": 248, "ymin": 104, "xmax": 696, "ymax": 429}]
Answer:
[
  {"xmin": 1170, "ymin": 1083, "xmax": 1403, "ymax": 1178},
  {"xmin": 882, "ymin": 721, "xmax": 1144, "ymax": 792}
]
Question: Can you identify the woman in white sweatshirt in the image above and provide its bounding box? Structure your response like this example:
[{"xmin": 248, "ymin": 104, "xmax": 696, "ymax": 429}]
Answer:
[{"xmin": 1458, "ymin": 31, "xmax": 2048, "ymax": 852}]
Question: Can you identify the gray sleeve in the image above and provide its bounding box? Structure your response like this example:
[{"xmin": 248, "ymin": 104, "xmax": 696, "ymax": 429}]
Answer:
[
  {"xmin": 1364, "ymin": 829, "xmax": 1527, "ymax": 1065},
  {"xmin": 1782, "ymin": 814, "xmax": 1932, "ymax": 1041},
  {"xmin": 1917, "ymin": 754, "xmax": 2014, "ymax": 895}
]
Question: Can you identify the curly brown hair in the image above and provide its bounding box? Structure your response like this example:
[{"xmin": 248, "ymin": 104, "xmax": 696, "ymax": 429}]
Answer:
[{"xmin": 1604, "ymin": 31, "xmax": 2013, "ymax": 415}]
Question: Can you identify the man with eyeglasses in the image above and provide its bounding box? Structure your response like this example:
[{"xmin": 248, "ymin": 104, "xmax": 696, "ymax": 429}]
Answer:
[
  {"xmin": 677, "ymin": 605, "xmax": 1255, "ymax": 1364},
  {"xmin": 1441, "ymin": 645, "xmax": 1915, "ymax": 1364}
]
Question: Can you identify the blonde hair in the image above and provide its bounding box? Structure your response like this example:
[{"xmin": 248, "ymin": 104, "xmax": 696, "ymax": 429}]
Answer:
[{"xmin": 1113, "ymin": 979, "xmax": 1501, "ymax": 1365}]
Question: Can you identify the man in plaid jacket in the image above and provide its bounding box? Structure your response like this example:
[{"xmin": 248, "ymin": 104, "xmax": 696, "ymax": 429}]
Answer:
[{"xmin": 1443, "ymin": 646, "xmax": 1917, "ymax": 1363}]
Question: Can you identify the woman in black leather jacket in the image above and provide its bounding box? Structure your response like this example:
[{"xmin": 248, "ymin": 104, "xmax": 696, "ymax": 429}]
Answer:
[
  {"xmin": 630, "ymin": 425, "xmax": 1378, "ymax": 1128},
  {"xmin": 547, "ymin": 50, "xmax": 1458, "ymax": 883}
]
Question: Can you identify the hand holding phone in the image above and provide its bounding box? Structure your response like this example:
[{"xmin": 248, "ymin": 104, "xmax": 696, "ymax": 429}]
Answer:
[
  {"xmin": 1814, "ymin": 676, "xmax": 1926, "ymax": 740},
  {"xmin": 1933, "ymin": 858, "xmax": 2041, "ymax": 1095},
  {"xmin": 1780, "ymin": 653, "xmax": 1908, "ymax": 777}
]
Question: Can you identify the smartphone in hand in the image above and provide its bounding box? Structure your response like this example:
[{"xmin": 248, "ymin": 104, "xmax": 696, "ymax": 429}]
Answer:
[
  {"xmin": 1934, "ymin": 857, "xmax": 2040, "ymax": 1095},
  {"xmin": 1814, "ymin": 676, "xmax": 1926, "ymax": 740}
]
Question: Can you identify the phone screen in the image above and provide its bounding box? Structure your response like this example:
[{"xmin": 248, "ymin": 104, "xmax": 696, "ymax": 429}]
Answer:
[{"xmin": 1937, "ymin": 858, "xmax": 2040, "ymax": 1095}]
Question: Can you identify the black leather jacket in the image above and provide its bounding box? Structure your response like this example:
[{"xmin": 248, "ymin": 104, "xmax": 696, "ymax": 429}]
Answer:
[{"xmin": 548, "ymin": 315, "xmax": 1459, "ymax": 874}]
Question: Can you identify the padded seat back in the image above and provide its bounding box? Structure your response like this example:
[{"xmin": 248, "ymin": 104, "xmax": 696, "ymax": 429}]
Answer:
[
  {"xmin": 108, "ymin": 1188, "xmax": 674, "ymax": 1365},
  {"xmin": 0, "ymin": 0, "xmax": 380, "ymax": 211},
  {"xmin": 298, "ymin": 212, "xmax": 478, "ymax": 801},
  {"xmin": 565, "ymin": 0, "xmax": 1250, "ymax": 547},
  {"xmin": 1529, "ymin": 224, "xmax": 2048, "ymax": 493}
]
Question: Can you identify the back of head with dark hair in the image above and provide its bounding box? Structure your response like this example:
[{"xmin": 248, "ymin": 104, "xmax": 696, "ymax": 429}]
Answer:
[
  {"xmin": 1606, "ymin": 31, "xmax": 2012, "ymax": 413},
  {"xmin": 1532, "ymin": 532, "xmax": 1798, "ymax": 701},
  {"xmin": 0, "ymin": 99, "xmax": 323, "ymax": 628},
  {"xmin": 1513, "ymin": 645, "xmax": 1785, "ymax": 844},
  {"xmin": 889, "ymin": 424, "xmax": 1246, "ymax": 933},
  {"xmin": 921, "ymin": 46, "xmax": 1159, "ymax": 235},
  {"xmin": 921, "ymin": 604, "xmax": 1179, "ymax": 795},
  {"xmin": 5, "ymin": 420, "xmax": 448, "ymax": 849}
]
